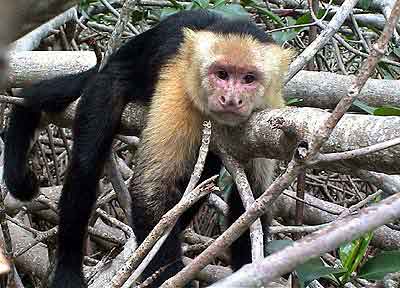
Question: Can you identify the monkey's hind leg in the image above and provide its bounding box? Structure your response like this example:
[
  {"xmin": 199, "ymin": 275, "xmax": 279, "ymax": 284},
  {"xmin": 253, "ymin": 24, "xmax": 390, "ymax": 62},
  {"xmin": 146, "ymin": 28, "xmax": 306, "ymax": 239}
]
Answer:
[{"xmin": 227, "ymin": 187, "xmax": 252, "ymax": 270}]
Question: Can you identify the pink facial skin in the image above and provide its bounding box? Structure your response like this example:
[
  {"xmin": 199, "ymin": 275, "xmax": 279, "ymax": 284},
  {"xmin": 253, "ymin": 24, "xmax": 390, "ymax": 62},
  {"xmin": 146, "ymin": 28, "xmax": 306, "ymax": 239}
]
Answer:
[{"xmin": 206, "ymin": 62, "xmax": 263, "ymax": 125}]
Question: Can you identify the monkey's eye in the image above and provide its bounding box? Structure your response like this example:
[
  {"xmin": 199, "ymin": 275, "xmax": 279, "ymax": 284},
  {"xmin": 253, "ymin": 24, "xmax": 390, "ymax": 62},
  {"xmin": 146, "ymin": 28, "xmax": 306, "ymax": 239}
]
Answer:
[
  {"xmin": 243, "ymin": 74, "xmax": 256, "ymax": 84},
  {"xmin": 216, "ymin": 70, "xmax": 229, "ymax": 80}
]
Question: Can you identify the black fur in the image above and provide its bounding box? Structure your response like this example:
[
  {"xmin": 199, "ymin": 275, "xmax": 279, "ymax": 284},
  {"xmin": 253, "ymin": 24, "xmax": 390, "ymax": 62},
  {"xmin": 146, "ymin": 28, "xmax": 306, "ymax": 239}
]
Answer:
[
  {"xmin": 4, "ymin": 10, "xmax": 272, "ymax": 288},
  {"xmin": 130, "ymin": 150, "xmax": 222, "ymax": 287},
  {"xmin": 4, "ymin": 69, "xmax": 95, "ymax": 201}
]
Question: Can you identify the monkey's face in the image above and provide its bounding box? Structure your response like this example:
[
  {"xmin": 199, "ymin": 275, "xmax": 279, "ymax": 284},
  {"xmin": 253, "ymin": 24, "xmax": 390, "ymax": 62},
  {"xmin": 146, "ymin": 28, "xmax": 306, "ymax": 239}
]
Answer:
[
  {"xmin": 202, "ymin": 62, "xmax": 265, "ymax": 126},
  {"xmin": 182, "ymin": 29, "xmax": 293, "ymax": 126}
]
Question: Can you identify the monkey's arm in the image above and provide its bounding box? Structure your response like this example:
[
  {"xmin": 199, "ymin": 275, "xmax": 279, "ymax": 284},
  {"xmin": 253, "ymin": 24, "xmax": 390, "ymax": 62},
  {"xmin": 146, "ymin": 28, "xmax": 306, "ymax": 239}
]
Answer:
[
  {"xmin": 128, "ymin": 155, "xmax": 189, "ymax": 287},
  {"xmin": 50, "ymin": 69, "xmax": 130, "ymax": 288}
]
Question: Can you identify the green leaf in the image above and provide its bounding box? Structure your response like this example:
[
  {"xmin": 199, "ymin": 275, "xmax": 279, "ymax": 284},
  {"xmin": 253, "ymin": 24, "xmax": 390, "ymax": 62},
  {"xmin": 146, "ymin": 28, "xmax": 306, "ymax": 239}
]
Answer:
[
  {"xmin": 266, "ymin": 240, "xmax": 342, "ymax": 287},
  {"xmin": 286, "ymin": 16, "xmax": 296, "ymax": 26},
  {"xmin": 349, "ymin": 232, "xmax": 373, "ymax": 272},
  {"xmin": 358, "ymin": 0, "xmax": 372, "ymax": 10},
  {"xmin": 295, "ymin": 12, "xmax": 312, "ymax": 25},
  {"xmin": 297, "ymin": 258, "xmax": 343, "ymax": 288},
  {"xmin": 286, "ymin": 98, "xmax": 303, "ymax": 106},
  {"xmin": 212, "ymin": 4, "xmax": 249, "ymax": 19},
  {"xmin": 359, "ymin": 251, "xmax": 400, "ymax": 280},
  {"xmin": 271, "ymin": 30, "xmax": 298, "ymax": 45},
  {"xmin": 160, "ymin": 7, "xmax": 181, "ymax": 20},
  {"xmin": 252, "ymin": 6, "xmax": 285, "ymax": 27},
  {"xmin": 339, "ymin": 232, "xmax": 373, "ymax": 283},
  {"xmin": 218, "ymin": 167, "xmax": 233, "ymax": 193},
  {"xmin": 240, "ymin": 0, "xmax": 262, "ymax": 6},
  {"xmin": 352, "ymin": 99, "xmax": 377, "ymax": 115},
  {"xmin": 213, "ymin": 0, "xmax": 227, "ymax": 8},
  {"xmin": 193, "ymin": 0, "xmax": 210, "ymax": 9},
  {"xmin": 352, "ymin": 100, "xmax": 400, "ymax": 116},
  {"xmin": 295, "ymin": 10, "xmax": 326, "ymax": 25},
  {"xmin": 374, "ymin": 105, "xmax": 400, "ymax": 116}
]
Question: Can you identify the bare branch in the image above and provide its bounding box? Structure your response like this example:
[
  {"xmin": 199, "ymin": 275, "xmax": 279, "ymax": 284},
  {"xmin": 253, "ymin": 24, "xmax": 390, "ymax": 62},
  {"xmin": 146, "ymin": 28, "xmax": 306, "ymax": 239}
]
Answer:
[
  {"xmin": 0, "ymin": 0, "xmax": 78, "ymax": 44},
  {"xmin": 274, "ymin": 190, "xmax": 400, "ymax": 250},
  {"xmin": 110, "ymin": 178, "xmax": 217, "ymax": 287},
  {"xmin": 210, "ymin": 192, "xmax": 400, "ymax": 287},
  {"xmin": 315, "ymin": 137, "xmax": 400, "ymax": 163},
  {"xmin": 10, "ymin": 7, "xmax": 77, "ymax": 52},
  {"xmin": 162, "ymin": 1, "xmax": 400, "ymax": 286},
  {"xmin": 285, "ymin": 0, "xmax": 359, "ymax": 82},
  {"xmin": 219, "ymin": 152, "xmax": 264, "ymax": 262},
  {"xmin": 310, "ymin": 0, "xmax": 400, "ymax": 154}
]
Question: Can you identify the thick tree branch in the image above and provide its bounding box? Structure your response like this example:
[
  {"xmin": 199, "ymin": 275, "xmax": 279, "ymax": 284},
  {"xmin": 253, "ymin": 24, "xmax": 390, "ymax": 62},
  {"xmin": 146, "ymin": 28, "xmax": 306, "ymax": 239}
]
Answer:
[
  {"xmin": 210, "ymin": 192, "xmax": 400, "ymax": 287},
  {"xmin": 6, "ymin": 51, "xmax": 96, "ymax": 87},
  {"xmin": 35, "ymin": 99, "xmax": 400, "ymax": 175},
  {"xmin": 10, "ymin": 99, "xmax": 400, "ymax": 176},
  {"xmin": 4, "ymin": 51, "xmax": 400, "ymax": 174},
  {"xmin": 7, "ymin": 52, "xmax": 400, "ymax": 108}
]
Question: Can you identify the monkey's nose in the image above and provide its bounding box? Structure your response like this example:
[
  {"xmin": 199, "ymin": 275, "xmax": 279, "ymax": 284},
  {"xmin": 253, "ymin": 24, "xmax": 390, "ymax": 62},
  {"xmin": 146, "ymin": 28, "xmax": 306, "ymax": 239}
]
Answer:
[{"xmin": 218, "ymin": 95, "xmax": 244, "ymax": 111}]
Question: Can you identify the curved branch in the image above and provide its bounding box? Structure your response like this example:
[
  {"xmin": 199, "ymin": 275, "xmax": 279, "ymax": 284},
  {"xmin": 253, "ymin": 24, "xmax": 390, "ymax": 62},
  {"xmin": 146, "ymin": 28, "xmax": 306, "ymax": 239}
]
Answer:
[
  {"xmin": 6, "ymin": 52, "xmax": 400, "ymax": 108},
  {"xmin": 5, "ymin": 53, "xmax": 400, "ymax": 174}
]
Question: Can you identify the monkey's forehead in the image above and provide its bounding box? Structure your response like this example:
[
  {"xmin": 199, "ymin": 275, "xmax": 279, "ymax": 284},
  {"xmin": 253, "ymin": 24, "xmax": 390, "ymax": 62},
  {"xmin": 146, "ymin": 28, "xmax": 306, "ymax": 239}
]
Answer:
[{"xmin": 186, "ymin": 30, "xmax": 267, "ymax": 62}]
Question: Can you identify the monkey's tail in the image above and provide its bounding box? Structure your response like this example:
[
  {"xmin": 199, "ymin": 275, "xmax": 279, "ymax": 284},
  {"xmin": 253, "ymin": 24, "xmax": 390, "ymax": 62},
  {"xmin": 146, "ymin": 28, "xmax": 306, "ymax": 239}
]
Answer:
[{"xmin": 4, "ymin": 68, "xmax": 96, "ymax": 201}]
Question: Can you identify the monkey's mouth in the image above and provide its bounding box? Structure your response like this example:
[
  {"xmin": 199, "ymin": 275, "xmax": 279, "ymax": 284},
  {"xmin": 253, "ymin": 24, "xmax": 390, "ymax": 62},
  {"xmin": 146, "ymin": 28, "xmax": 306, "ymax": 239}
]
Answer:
[{"xmin": 208, "ymin": 110, "xmax": 250, "ymax": 126}]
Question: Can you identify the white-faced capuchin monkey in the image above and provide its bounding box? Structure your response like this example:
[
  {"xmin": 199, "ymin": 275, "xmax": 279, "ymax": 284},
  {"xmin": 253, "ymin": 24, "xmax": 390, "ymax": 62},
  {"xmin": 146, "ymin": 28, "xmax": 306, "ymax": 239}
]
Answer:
[{"xmin": 4, "ymin": 9, "xmax": 292, "ymax": 288}]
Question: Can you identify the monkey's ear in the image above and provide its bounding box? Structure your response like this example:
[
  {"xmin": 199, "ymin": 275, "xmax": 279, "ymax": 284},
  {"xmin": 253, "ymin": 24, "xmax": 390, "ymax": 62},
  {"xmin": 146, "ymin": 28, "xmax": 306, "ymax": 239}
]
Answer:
[
  {"xmin": 182, "ymin": 28, "xmax": 216, "ymax": 49},
  {"xmin": 263, "ymin": 45, "xmax": 294, "ymax": 76},
  {"xmin": 279, "ymin": 48, "xmax": 295, "ymax": 72},
  {"xmin": 182, "ymin": 28, "xmax": 218, "ymax": 56}
]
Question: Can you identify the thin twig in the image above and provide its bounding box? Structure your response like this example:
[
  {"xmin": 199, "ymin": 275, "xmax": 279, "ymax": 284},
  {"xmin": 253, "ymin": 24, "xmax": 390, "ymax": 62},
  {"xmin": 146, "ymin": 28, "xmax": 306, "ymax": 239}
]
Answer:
[
  {"xmin": 99, "ymin": 0, "xmax": 138, "ymax": 71},
  {"xmin": 99, "ymin": 0, "xmax": 139, "ymax": 35},
  {"xmin": 160, "ymin": 162, "xmax": 301, "ymax": 288},
  {"xmin": 105, "ymin": 152, "xmax": 132, "ymax": 218},
  {"xmin": 270, "ymin": 223, "xmax": 327, "ymax": 234},
  {"xmin": 219, "ymin": 152, "xmax": 264, "ymax": 262},
  {"xmin": 45, "ymin": 127, "xmax": 61, "ymax": 185},
  {"xmin": 285, "ymin": 0, "xmax": 360, "ymax": 82},
  {"xmin": 314, "ymin": 136, "xmax": 400, "ymax": 163},
  {"xmin": 337, "ymin": 190, "xmax": 383, "ymax": 219}
]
